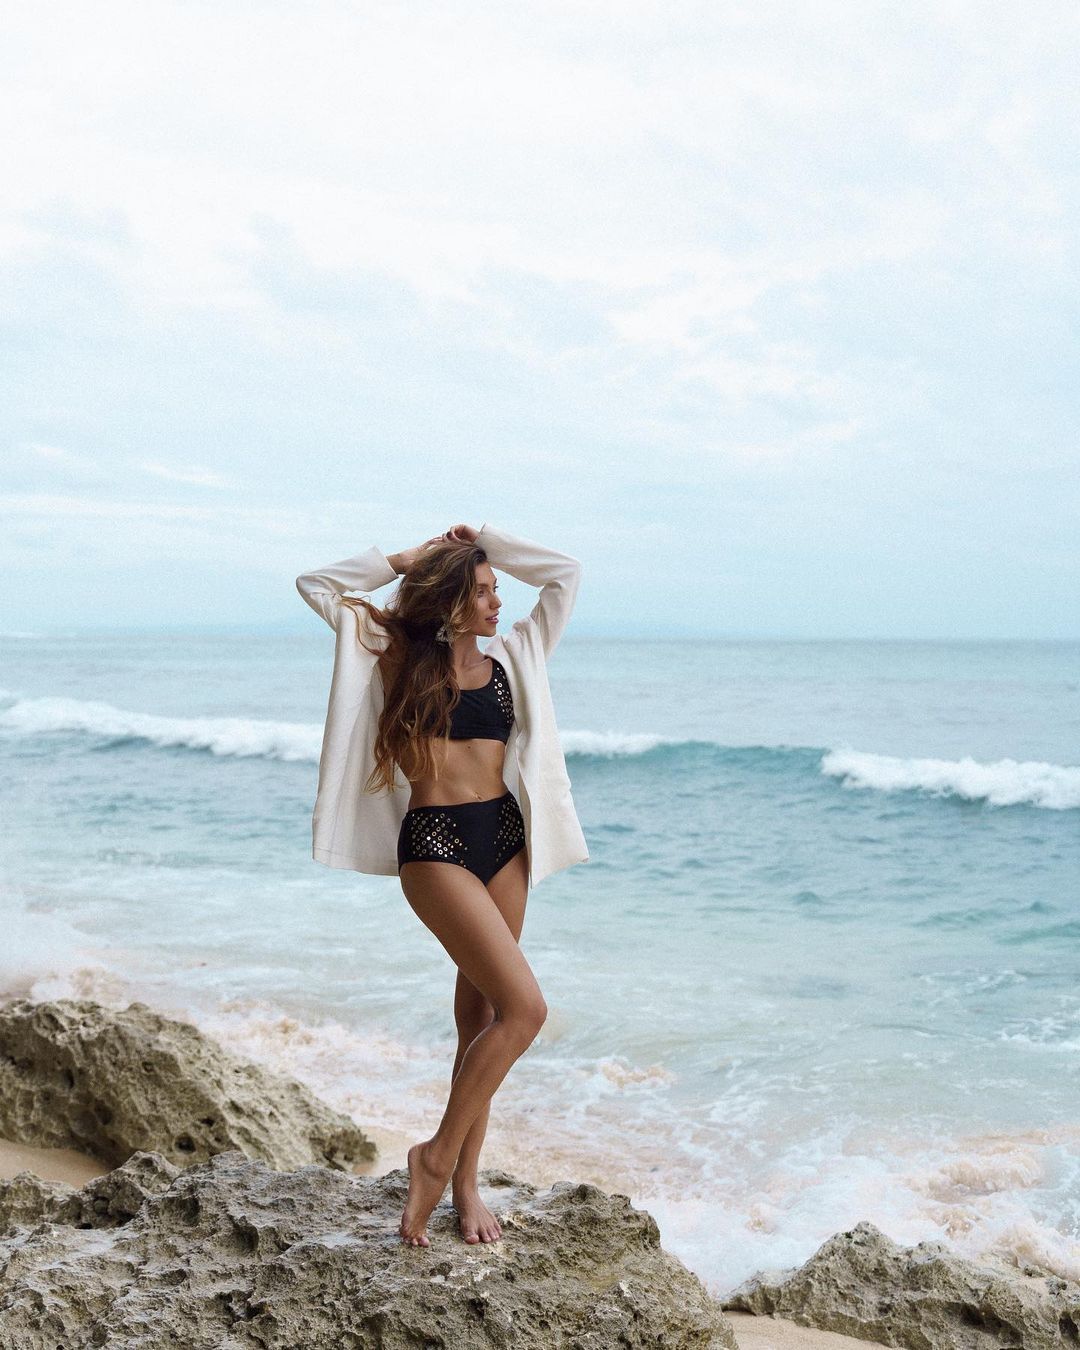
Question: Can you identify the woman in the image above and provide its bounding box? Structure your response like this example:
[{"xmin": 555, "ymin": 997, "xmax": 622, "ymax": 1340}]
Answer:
[{"xmin": 295, "ymin": 521, "xmax": 589, "ymax": 1247}]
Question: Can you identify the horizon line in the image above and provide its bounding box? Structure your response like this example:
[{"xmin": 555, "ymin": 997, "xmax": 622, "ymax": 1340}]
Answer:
[{"xmin": 2, "ymin": 626, "xmax": 1078, "ymax": 644}]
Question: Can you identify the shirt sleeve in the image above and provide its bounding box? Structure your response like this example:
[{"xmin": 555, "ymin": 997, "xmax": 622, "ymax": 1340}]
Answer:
[
  {"xmin": 476, "ymin": 522, "xmax": 582, "ymax": 659},
  {"xmin": 295, "ymin": 545, "xmax": 399, "ymax": 631}
]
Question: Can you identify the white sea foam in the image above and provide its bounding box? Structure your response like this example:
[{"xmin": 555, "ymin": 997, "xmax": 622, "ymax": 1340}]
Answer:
[
  {"xmin": 0, "ymin": 694, "xmax": 321, "ymax": 762},
  {"xmin": 0, "ymin": 694, "xmax": 677, "ymax": 762},
  {"xmin": 821, "ymin": 748, "xmax": 1080, "ymax": 810},
  {"xmin": 0, "ymin": 895, "xmax": 129, "ymax": 1004},
  {"xmin": 5, "ymin": 691, "xmax": 1080, "ymax": 816},
  {"xmin": 559, "ymin": 729, "xmax": 674, "ymax": 756}
]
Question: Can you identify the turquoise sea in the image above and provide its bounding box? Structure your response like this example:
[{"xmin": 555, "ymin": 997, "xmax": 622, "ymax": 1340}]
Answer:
[{"xmin": 2, "ymin": 629, "xmax": 1079, "ymax": 1295}]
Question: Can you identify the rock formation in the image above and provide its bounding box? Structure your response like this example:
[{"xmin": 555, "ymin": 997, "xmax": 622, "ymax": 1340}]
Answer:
[
  {"xmin": 723, "ymin": 1218, "xmax": 1080, "ymax": 1349},
  {"xmin": 0, "ymin": 997, "xmax": 375, "ymax": 1172},
  {"xmin": 8, "ymin": 996, "xmax": 1077, "ymax": 1348},
  {"xmin": 0, "ymin": 1148, "xmax": 738, "ymax": 1349}
]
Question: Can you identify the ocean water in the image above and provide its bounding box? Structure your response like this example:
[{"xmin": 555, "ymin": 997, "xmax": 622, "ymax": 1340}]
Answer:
[{"xmin": 2, "ymin": 629, "xmax": 1079, "ymax": 1296}]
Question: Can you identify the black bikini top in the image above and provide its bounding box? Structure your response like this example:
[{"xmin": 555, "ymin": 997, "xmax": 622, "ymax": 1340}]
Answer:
[{"xmin": 448, "ymin": 655, "xmax": 515, "ymax": 744}]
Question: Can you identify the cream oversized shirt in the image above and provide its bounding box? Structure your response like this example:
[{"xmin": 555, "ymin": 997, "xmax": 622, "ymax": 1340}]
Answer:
[{"xmin": 295, "ymin": 522, "xmax": 589, "ymax": 889}]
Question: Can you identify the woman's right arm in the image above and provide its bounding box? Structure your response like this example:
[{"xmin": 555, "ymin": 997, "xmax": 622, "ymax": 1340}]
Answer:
[
  {"xmin": 295, "ymin": 534, "xmax": 446, "ymax": 630},
  {"xmin": 295, "ymin": 546, "xmax": 400, "ymax": 631}
]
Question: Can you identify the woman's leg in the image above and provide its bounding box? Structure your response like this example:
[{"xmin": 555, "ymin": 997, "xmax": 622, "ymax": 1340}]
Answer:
[
  {"xmin": 447, "ymin": 977, "xmax": 497, "ymax": 1243},
  {"xmin": 450, "ymin": 846, "xmax": 529, "ymax": 1242},
  {"xmin": 398, "ymin": 853, "xmax": 545, "ymax": 1245}
]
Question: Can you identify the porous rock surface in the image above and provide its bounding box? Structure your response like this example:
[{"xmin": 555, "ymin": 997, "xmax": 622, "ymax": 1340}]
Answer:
[
  {"xmin": 0, "ymin": 1148, "xmax": 737, "ymax": 1349},
  {"xmin": 0, "ymin": 1149, "xmax": 180, "ymax": 1233},
  {"xmin": 723, "ymin": 1218, "xmax": 1080, "ymax": 1349},
  {"xmin": 0, "ymin": 997, "xmax": 375, "ymax": 1172}
]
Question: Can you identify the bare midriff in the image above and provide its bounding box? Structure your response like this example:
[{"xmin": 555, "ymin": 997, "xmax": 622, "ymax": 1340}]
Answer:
[{"xmin": 407, "ymin": 737, "xmax": 508, "ymax": 809}]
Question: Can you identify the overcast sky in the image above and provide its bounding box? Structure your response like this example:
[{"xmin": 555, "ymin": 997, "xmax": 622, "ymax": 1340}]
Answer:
[{"xmin": 2, "ymin": 1, "xmax": 1077, "ymax": 638}]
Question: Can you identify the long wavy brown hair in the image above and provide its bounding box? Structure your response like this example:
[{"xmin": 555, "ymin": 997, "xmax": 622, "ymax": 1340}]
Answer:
[{"xmin": 340, "ymin": 538, "xmax": 490, "ymax": 793}]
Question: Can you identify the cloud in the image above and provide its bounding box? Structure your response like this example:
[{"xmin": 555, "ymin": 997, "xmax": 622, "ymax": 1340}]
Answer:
[
  {"xmin": 0, "ymin": 494, "xmax": 228, "ymax": 522},
  {"xmin": 3, "ymin": 3, "xmax": 1070, "ymax": 328},
  {"xmin": 9, "ymin": 446, "xmax": 238, "ymax": 493},
  {"xmin": 0, "ymin": 0, "xmax": 1076, "ymax": 634},
  {"xmin": 136, "ymin": 461, "xmax": 237, "ymax": 488},
  {"xmin": 29, "ymin": 443, "xmax": 98, "ymax": 469}
]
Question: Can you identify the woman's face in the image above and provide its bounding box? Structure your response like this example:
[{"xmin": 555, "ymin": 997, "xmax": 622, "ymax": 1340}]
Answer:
[{"xmin": 469, "ymin": 563, "xmax": 502, "ymax": 635}]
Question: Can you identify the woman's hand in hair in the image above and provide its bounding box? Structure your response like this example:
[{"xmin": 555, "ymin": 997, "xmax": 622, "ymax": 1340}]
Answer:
[
  {"xmin": 444, "ymin": 523, "xmax": 479, "ymax": 544},
  {"xmin": 389, "ymin": 534, "xmax": 445, "ymax": 575}
]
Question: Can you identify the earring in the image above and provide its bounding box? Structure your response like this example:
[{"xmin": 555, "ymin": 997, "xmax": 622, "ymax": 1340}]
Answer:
[{"xmin": 436, "ymin": 620, "xmax": 452, "ymax": 644}]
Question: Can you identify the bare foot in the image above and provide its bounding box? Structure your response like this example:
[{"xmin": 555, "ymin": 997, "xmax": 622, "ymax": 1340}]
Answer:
[
  {"xmin": 400, "ymin": 1141, "xmax": 451, "ymax": 1247},
  {"xmin": 451, "ymin": 1181, "xmax": 503, "ymax": 1244}
]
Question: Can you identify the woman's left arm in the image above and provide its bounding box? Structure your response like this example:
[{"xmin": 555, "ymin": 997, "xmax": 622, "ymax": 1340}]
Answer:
[{"xmin": 473, "ymin": 522, "xmax": 582, "ymax": 658}]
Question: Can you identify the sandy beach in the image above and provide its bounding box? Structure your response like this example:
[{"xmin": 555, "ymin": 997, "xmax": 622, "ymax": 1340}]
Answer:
[
  {"xmin": 722, "ymin": 1314, "xmax": 890, "ymax": 1350},
  {"xmin": 0, "ymin": 1136, "xmax": 105, "ymax": 1188}
]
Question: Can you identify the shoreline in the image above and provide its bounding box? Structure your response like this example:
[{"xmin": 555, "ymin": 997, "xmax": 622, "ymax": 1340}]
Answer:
[{"xmin": 3, "ymin": 994, "xmax": 1074, "ymax": 1347}]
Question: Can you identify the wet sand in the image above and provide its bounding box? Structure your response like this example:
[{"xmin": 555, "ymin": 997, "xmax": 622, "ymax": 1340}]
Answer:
[{"xmin": 0, "ymin": 1136, "xmax": 107, "ymax": 1187}]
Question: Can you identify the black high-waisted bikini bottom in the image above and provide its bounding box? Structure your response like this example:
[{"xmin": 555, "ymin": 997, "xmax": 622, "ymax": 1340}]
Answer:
[{"xmin": 397, "ymin": 789, "xmax": 527, "ymax": 886}]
